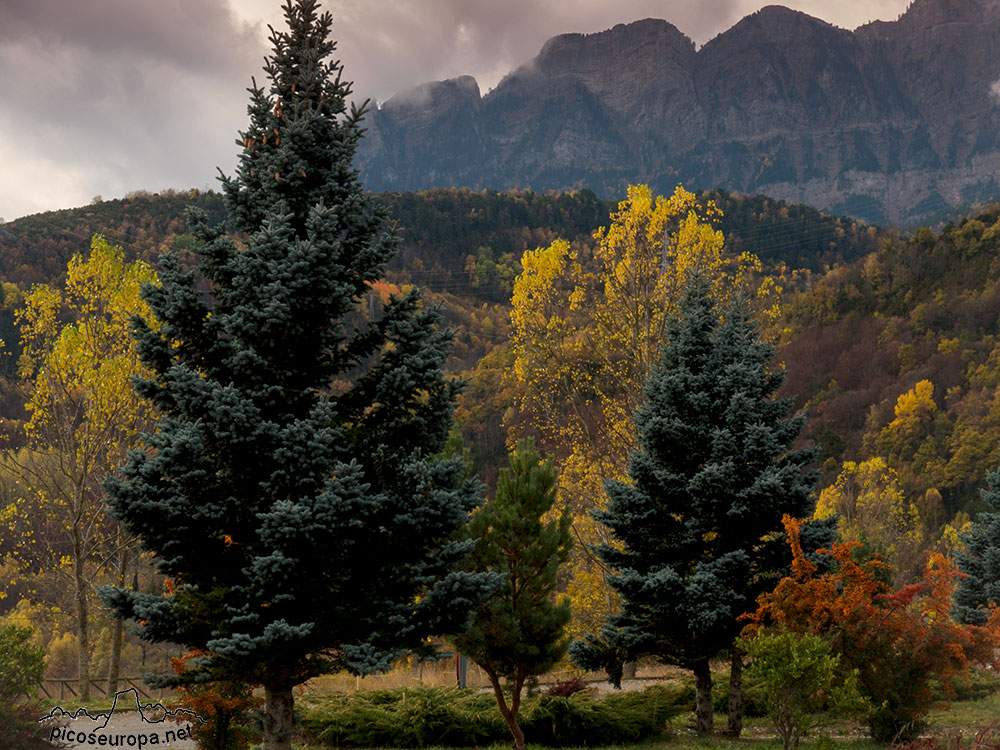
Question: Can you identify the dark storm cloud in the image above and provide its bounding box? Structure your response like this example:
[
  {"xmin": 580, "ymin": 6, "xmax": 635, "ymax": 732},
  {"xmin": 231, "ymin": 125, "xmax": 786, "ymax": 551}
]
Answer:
[
  {"xmin": 328, "ymin": 0, "xmax": 750, "ymax": 103},
  {"xmin": 0, "ymin": 0, "xmax": 911, "ymax": 221},
  {"xmin": 324, "ymin": 0, "xmax": 909, "ymax": 104},
  {"xmin": 0, "ymin": 0, "xmax": 267, "ymax": 220},
  {"xmin": 0, "ymin": 0, "xmax": 259, "ymax": 74}
]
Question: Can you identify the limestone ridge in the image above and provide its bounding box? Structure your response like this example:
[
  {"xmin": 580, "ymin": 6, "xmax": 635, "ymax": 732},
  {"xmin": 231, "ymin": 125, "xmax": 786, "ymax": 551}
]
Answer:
[{"xmin": 356, "ymin": 0, "xmax": 1000, "ymax": 224}]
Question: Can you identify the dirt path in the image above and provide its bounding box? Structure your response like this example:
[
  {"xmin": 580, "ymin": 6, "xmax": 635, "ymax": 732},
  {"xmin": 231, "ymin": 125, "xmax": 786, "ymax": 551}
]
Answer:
[{"xmin": 39, "ymin": 689, "xmax": 200, "ymax": 749}]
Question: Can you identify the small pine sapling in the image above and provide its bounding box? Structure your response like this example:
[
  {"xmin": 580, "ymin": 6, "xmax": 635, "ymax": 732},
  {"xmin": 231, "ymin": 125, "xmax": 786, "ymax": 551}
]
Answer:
[{"xmin": 455, "ymin": 439, "xmax": 572, "ymax": 750}]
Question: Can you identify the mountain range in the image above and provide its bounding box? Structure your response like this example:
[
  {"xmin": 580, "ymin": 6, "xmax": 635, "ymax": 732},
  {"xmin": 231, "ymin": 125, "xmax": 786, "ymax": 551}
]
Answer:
[{"xmin": 356, "ymin": 0, "xmax": 1000, "ymax": 225}]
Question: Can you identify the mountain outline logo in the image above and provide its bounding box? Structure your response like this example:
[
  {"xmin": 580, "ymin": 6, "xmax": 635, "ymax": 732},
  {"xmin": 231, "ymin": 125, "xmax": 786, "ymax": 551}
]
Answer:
[
  {"xmin": 40, "ymin": 687, "xmax": 203, "ymax": 728},
  {"xmin": 40, "ymin": 688, "xmax": 204, "ymax": 747}
]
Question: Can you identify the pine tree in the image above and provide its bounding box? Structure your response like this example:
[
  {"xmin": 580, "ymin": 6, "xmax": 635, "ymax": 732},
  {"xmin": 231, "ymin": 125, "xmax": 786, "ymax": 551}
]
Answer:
[
  {"xmin": 98, "ymin": 3, "xmax": 489, "ymax": 748},
  {"xmin": 454, "ymin": 439, "xmax": 572, "ymax": 750},
  {"xmin": 574, "ymin": 275, "xmax": 817, "ymax": 735},
  {"xmin": 953, "ymin": 462, "xmax": 1000, "ymax": 625}
]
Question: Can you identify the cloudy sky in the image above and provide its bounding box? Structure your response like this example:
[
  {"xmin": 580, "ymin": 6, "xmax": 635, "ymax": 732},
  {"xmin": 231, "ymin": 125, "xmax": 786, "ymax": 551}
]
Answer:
[{"xmin": 0, "ymin": 0, "xmax": 912, "ymax": 222}]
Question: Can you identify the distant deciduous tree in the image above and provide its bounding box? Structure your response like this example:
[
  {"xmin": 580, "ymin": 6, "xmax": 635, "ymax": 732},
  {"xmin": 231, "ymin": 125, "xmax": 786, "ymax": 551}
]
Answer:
[
  {"xmin": 508, "ymin": 184, "xmax": 775, "ymax": 651},
  {"xmin": 814, "ymin": 457, "xmax": 922, "ymax": 583},
  {"xmin": 5, "ymin": 235, "xmax": 155, "ymax": 701}
]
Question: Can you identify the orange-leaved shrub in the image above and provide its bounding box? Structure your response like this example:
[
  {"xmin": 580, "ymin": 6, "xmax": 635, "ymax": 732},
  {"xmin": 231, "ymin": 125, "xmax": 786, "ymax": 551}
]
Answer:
[
  {"xmin": 745, "ymin": 516, "xmax": 999, "ymax": 742},
  {"xmin": 170, "ymin": 650, "xmax": 262, "ymax": 750}
]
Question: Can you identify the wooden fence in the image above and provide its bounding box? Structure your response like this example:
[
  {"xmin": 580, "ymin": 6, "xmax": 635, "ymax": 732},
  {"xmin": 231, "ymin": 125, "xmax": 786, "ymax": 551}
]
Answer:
[{"xmin": 39, "ymin": 676, "xmax": 174, "ymax": 701}]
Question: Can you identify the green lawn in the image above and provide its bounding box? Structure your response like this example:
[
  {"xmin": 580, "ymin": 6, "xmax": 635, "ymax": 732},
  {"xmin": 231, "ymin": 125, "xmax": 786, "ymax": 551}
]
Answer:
[{"xmin": 38, "ymin": 667, "xmax": 1000, "ymax": 750}]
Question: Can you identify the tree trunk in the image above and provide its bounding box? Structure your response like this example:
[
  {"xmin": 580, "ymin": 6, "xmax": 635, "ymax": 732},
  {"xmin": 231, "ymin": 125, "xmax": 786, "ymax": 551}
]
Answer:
[
  {"xmin": 621, "ymin": 660, "xmax": 637, "ymax": 680},
  {"xmin": 726, "ymin": 647, "xmax": 744, "ymax": 737},
  {"xmin": 263, "ymin": 681, "xmax": 295, "ymax": 750},
  {"xmin": 107, "ymin": 544, "xmax": 129, "ymax": 696},
  {"xmin": 74, "ymin": 528, "xmax": 91, "ymax": 702},
  {"xmin": 693, "ymin": 658, "xmax": 713, "ymax": 735},
  {"xmin": 485, "ymin": 666, "xmax": 527, "ymax": 750}
]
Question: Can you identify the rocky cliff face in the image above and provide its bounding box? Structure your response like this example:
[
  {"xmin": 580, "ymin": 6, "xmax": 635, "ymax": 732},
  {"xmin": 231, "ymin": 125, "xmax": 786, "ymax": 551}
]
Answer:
[{"xmin": 357, "ymin": 0, "xmax": 1000, "ymax": 224}]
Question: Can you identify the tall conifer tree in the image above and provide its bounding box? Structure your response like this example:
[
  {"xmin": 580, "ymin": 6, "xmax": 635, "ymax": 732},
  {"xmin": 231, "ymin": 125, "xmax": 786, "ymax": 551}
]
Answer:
[
  {"xmin": 575, "ymin": 275, "xmax": 817, "ymax": 735},
  {"xmin": 953, "ymin": 462, "xmax": 1000, "ymax": 625},
  {"xmin": 99, "ymin": 3, "xmax": 488, "ymax": 748}
]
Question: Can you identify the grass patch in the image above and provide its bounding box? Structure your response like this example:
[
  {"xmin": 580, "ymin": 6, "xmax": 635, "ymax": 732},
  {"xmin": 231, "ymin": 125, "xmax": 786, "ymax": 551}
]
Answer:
[{"xmin": 287, "ymin": 737, "xmax": 886, "ymax": 750}]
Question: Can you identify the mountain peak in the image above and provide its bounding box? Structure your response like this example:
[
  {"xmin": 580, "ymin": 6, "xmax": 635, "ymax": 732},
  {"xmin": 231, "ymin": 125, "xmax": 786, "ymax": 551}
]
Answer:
[
  {"xmin": 357, "ymin": 6, "xmax": 1000, "ymax": 225},
  {"xmin": 381, "ymin": 75, "xmax": 480, "ymax": 113},
  {"xmin": 713, "ymin": 4, "xmax": 846, "ymax": 44},
  {"xmin": 535, "ymin": 17, "xmax": 694, "ymax": 71},
  {"xmin": 899, "ymin": 0, "xmax": 996, "ymax": 26}
]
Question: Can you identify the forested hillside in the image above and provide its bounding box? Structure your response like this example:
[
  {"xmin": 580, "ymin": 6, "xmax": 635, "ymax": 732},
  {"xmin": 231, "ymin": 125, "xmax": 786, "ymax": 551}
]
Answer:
[
  {"xmin": 781, "ymin": 208, "xmax": 1000, "ymax": 534},
  {"xmin": 0, "ymin": 186, "xmax": 876, "ymax": 375},
  {"xmin": 6, "ymin": 182, "xmax": 1000, "ymax": 739},
  {"xmin": 5, "ymin": 185, "xmax": 991, "ymax": 571}
]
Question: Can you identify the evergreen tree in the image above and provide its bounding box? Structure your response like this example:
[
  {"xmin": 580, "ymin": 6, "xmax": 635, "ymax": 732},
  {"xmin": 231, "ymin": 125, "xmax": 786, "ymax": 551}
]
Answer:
[
  {"xmin": 455, "ymin": 439, "xmax": 572, "ymax": 750},
  {"xmin": 98, "ymin": 3, "xmax": 489, "ymax": 748},
  {"xmin": 573, "ymin": 275, "xmax": 817, "ymax": 735},
  {"xmin": 953, "ymin": 461, "xmax": 1000, "ymax": 625}
]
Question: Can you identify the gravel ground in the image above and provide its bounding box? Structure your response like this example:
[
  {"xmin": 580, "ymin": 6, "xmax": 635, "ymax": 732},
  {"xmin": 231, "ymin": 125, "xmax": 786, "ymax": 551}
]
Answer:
[
  {"xmin": 586, "ymin": 677, "xmax": 681, "ymax": 692},
  {"xmin": 39, "ymin": 689, "xmax": 200, "ymax": 749}
]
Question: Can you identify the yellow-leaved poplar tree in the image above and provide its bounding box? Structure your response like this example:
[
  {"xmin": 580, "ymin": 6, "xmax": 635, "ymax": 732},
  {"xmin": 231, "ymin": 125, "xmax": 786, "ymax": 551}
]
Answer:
[
  {"xmin": 5, "ymin": 235, "xmax": 157, "ymax": 700},
  {"xmin": 507, "ymin": 184, "xmax": 777, "ymax": 643}
]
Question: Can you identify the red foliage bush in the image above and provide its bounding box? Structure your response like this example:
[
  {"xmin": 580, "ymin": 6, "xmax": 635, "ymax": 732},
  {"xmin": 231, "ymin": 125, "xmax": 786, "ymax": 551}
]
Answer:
[
  {"xmin": 543, "ymin": 676, "xmax": 592, "ymax": 697},
  {"xmin": 171, "ymin": 650, "xmax": 262, "ymax": 750},
  {"xmin": 746, "ymin": 517, "xmax": 1000, "ymax": 742}
]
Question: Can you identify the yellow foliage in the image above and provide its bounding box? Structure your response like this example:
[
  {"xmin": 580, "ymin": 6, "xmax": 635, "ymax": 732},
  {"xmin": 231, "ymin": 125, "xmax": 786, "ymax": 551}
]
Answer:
[
  {"xmin": 508, "ymin": 184, "xmax": 777, "ymax": 638},
  {"xmin": 892, "ymin": 380, "xmax": 936, "ymax": 426},
  {"xmin": 1, "ymin": 598, "xmax": 72, "ymax": 651},
  {"xmin": 19, "ymin": 236, "xmax": 158, "ymax": 456},
  {"xmin": 44, "ymin": 630, "xmax": 80, "ymax": 678},
  {"xmin": 564, "ymin": 514, "xmax": 620, "ymax": 642},
  {"xmin": 938, "ymin": 337, "xmax": 961, "ymax": 355},
  {"xmin": 815, "ymin": 457, "xmax": 924, "ymax": 582},
  {"xmin": 4, "ymin": 235, "xmax": 159, "ymax": 672},
  {"xmin": 940, "ymin": 512, "xmax": 972, "ymax": 557},
  {"xmin": 873, "ymin": 379, "xmax": 938, "ymax": 459}
]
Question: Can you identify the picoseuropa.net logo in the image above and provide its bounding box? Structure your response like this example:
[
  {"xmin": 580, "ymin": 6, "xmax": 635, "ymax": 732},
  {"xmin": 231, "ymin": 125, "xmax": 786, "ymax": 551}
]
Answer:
[{"xmin": 39, "ymin": 688, "xmax": 204, "ymax": 748}]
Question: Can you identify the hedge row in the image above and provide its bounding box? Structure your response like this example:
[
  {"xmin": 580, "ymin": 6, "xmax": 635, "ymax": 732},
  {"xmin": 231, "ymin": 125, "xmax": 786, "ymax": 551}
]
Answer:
[{"xmin": 299, "ymin": 685, "xmax": 685, "ymax": 747}]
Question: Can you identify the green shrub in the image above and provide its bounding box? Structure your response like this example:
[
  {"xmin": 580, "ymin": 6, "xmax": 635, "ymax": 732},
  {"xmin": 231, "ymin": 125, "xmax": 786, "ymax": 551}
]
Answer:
[
  {"xmin": 0, "ymin": 625, "xmax": 49, "ymax": 750},
  {"xmin": 0, "ymin": 625, "xmax": 44, "ymax": 703},
  {"xmin": 300, "ymin": 687, "xmax": 500, "ymax": 748},
  {"xmin": 739, "ymin": 630, "xmax": 867, "ymax": 750},
  {"xmin": 521, "ymin": 687, "xmax": 674, "ymax": 746},
  {"xmin": 300, "ymin": 685, "xmax": 679, "ymax": 747},
  {"xmin": 943, "ymin": 666, "xmax": 1000, "ymax": 703}
]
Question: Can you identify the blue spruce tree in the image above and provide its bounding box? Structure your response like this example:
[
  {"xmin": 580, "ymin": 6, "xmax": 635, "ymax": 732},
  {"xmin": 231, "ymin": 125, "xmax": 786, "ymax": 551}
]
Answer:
[
  {"xmin": 573, "ymin": 275, "xmax": 817, "ymax": 735},
  {"xmin": 99, "ymin": 3, "xmax": 489, "ymax": 748},
  {"xmin": 953, "ymin": 462, "xmax": 1000, "ymax": 625}
]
